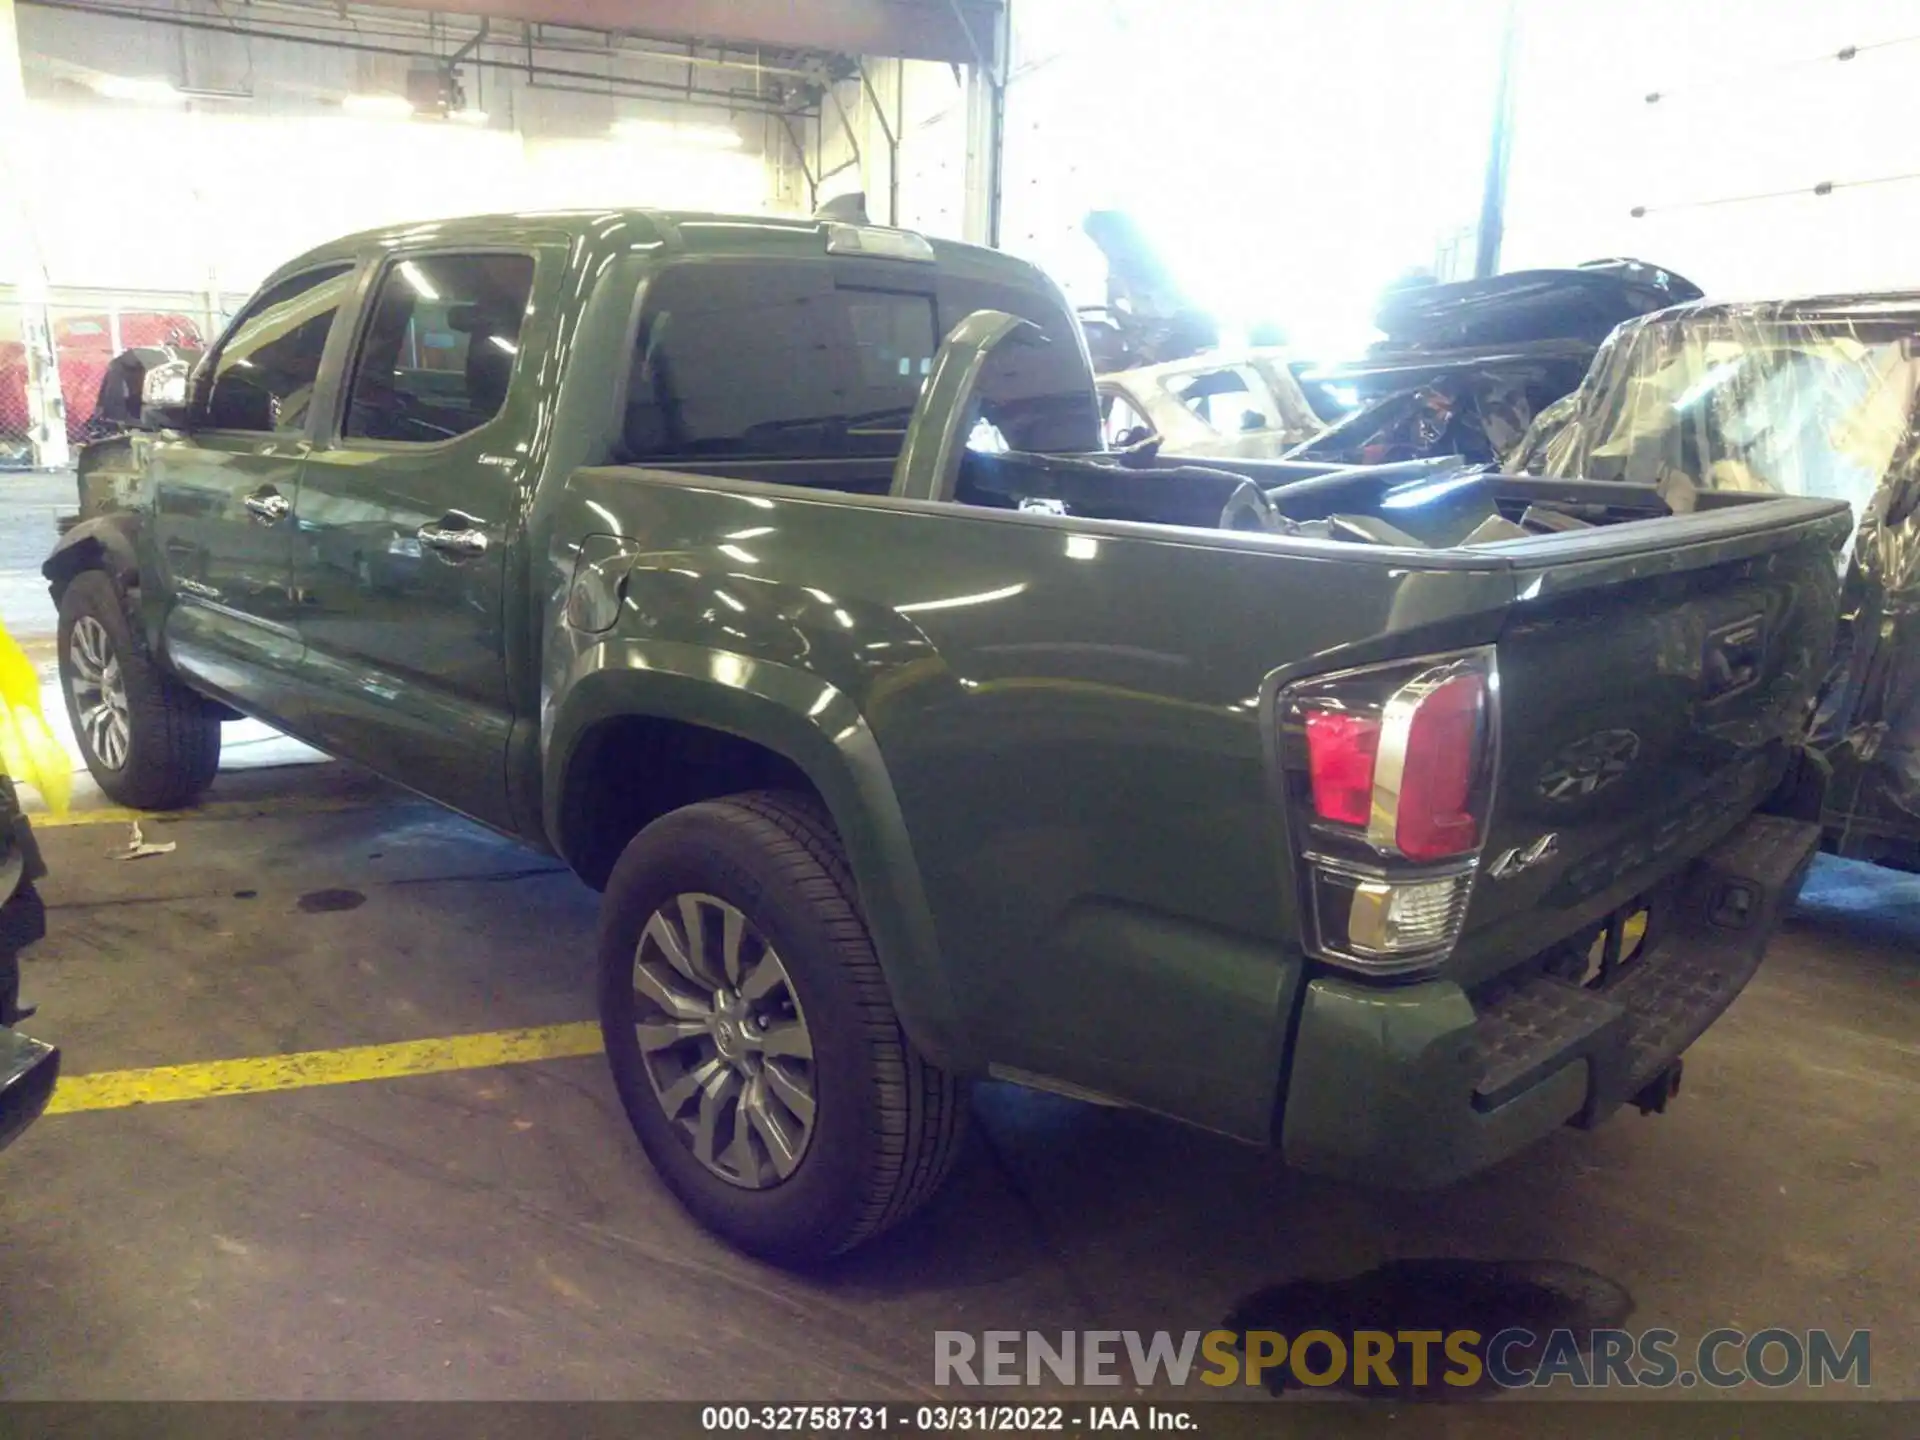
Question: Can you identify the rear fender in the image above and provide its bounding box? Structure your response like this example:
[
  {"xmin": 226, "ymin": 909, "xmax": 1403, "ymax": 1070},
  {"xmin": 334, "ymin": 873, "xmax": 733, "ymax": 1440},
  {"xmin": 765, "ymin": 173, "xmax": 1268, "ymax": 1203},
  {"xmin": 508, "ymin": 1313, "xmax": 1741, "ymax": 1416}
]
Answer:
[{"xmin": 544, "ymin": 642, "xmax": 969, "ymax": 1071}]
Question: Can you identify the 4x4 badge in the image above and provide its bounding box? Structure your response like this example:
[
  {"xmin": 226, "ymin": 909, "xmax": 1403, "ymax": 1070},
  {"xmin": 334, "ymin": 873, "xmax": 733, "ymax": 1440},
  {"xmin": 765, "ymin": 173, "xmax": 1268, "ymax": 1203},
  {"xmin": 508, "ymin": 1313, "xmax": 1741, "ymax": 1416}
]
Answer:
[{"xmin": 1489, "ymin": 833, "xmax": 1559, "ymax": 880}]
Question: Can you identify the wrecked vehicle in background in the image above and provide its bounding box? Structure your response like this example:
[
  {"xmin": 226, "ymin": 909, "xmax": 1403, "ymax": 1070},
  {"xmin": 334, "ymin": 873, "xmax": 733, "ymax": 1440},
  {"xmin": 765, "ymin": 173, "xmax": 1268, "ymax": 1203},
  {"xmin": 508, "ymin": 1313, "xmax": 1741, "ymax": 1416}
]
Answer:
[
  {"xmin": 1096, "ymin": 347, "xmax": 1323, "ymax": 458},
  {"xmin": 1514, "ymin": 290, "xmax": 1920, "ymax": 871},
  {"xmin": 1287, "ymin": 259, "xmax": 1703, "ymax": 468},
  {"xmin": 1076, "ymin": 209, "xmax": 1225, "ymax": 373}
]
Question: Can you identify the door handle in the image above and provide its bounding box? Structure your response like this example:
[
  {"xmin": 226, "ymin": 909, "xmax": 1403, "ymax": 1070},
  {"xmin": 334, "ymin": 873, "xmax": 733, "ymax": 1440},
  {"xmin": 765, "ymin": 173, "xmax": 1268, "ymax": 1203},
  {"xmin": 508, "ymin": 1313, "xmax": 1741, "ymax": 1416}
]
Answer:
[
  {"xmin": 417, "ymin": 516, "xmax": 489, "ymax": 557},
  {"xmin": 244, "ymin": 490, "xmax": 291, "ymax": 524}
]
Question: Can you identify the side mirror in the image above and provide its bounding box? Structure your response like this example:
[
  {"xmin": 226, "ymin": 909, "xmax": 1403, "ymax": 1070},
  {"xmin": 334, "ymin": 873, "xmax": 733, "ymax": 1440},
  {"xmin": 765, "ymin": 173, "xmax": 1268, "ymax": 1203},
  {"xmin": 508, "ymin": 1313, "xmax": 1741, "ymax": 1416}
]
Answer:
[
  {"xmin": 97, "ymin": 346, "xmax": 198, "ymax": 432},
  {"xmin": 139, "ymin": 361, "xmax": 196, "ymax": 431}
]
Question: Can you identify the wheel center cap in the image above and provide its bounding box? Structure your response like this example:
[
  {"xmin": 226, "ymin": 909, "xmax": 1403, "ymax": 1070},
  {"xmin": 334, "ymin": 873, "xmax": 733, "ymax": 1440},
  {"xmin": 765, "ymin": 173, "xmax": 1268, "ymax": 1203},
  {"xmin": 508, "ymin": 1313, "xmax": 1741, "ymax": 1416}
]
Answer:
[{"xmin": 711, "ymin": 992, "xmax": 751, "ymax": 1062}]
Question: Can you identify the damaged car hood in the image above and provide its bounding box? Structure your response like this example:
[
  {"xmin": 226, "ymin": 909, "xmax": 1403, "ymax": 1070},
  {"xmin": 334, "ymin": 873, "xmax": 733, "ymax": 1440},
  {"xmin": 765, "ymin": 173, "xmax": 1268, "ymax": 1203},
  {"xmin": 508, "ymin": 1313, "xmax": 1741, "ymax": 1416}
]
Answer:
[
  {"xmin": 1372, "ymin": 258, "xmax": 1702, "ymax": 352},
  {"xmin": 1289, "ymin": 258, "xmax": 1701, "ymax": 468}
]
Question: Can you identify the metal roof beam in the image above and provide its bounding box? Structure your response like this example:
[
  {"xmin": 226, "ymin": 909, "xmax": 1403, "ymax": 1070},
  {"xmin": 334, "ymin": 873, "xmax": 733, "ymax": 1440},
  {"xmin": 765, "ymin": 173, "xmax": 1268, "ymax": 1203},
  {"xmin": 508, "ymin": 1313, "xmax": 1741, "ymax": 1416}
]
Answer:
[{"xmin": 360, "ymin": 0, "xmax": 1002, "ymax": 66}]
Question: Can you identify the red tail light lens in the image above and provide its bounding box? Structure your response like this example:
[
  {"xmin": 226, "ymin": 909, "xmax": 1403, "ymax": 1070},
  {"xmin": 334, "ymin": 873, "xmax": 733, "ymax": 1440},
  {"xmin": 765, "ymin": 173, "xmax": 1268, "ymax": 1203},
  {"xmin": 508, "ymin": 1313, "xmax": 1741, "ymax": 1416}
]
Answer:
[
  {"xmin": 1282, "ymin": 650, "xmax": 1498, "ymax": 975},
  {"xmin": 1285, "ymin": 651, "xmax": 1496, "ymax": 864},
  {"xmin": 1305, "ymin": 710, "xmax": 1381, "ymax": 827},
  {"xmin": 1392, "ymin": 672, "xmax": 1487, "ymax": 860}
]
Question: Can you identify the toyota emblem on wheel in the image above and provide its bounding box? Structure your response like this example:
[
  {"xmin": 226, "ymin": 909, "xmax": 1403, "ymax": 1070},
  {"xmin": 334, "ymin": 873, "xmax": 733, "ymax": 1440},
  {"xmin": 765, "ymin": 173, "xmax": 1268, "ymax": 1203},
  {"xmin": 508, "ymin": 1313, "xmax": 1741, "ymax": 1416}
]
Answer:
[{"xmin": 1538, "ymin": 728, "xmax": 1641, "ymax": 801}]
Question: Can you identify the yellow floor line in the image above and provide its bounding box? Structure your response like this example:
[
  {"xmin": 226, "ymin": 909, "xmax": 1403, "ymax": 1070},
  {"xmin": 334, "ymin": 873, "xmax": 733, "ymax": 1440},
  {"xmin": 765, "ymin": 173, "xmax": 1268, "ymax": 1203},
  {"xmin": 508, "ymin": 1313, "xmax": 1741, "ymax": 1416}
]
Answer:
[
  {"xmin": 46, "ymin": 1021, "xmax": 606, "ymax": 1115},
  {"xmin": 26, "ymin": 794, "xmax": 382, "ymax": 829}
]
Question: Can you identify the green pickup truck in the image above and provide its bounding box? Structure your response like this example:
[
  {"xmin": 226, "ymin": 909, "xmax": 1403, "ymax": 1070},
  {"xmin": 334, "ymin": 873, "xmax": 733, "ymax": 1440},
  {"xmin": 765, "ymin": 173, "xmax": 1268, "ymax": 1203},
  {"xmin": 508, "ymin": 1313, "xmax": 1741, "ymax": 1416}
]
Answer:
[{"xmin": 49, "ymin": 210, "xmax": 1851, "ymax": 1263}]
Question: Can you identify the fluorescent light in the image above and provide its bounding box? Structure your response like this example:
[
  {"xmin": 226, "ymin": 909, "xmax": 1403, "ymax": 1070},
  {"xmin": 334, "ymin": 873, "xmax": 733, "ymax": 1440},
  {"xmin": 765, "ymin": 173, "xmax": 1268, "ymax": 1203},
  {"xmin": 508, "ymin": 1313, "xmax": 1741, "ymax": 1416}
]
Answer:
[
  {"xmin": 450, "ymin": 108, "xmax": 489, "ymax": 125},
  {"xmin": 397, "ymin": 261, "xmax": 439, "ymax": 301},
  {"xmin": 343, "ymin": 94, "xmax": 413, "ymax": 119},
  {"xmin": 92, "ymin": 75, "xmax": 183, "ymax": 105},
  {"xmin": 488, "ymin": 335, "xmax": 517, "ymax": 355},
  {"xmin": 609, "ymin": 118, "xmax": 742, "ymax": 149}
]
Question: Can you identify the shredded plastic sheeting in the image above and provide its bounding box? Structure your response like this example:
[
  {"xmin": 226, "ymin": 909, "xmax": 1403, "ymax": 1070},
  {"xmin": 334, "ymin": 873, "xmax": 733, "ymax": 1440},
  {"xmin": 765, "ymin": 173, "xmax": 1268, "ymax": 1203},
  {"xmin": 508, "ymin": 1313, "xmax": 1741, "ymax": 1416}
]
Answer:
[
  {"xmin": 0, "ymin": 618, "xmax": 69, "ymax": 817},
  {"xmin": 1518, "ymin": 294, "xmax": 1920, "ymax": 856}
]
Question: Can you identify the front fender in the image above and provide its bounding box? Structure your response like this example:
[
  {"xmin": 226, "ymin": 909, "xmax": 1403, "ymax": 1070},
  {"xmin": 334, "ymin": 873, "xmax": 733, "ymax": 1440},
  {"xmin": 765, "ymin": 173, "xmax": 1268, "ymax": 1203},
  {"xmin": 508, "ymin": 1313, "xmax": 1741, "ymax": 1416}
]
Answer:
[
  {"xmin": 544, "ymin": 642, "xmax": 971, "ymax": 1072},
  {"xmin": 42, "ymin": 512, "xmax": 143, "ymax": 599}
]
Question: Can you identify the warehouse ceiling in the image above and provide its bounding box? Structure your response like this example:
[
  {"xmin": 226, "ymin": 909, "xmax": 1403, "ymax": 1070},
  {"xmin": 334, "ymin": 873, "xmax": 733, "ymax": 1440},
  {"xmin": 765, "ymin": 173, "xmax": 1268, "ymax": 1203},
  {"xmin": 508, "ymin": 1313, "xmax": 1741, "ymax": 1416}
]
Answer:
[{"xmin": 368, "ymin": 0, "xmax": 1000, "ymax": 65}]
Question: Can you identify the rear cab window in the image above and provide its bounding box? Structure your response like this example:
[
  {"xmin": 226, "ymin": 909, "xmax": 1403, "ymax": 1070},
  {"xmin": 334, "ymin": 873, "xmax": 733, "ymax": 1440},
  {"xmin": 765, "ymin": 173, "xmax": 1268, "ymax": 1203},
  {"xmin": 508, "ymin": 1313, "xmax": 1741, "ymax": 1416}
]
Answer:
[{"xmin": 624, "ymin": 263, "xmax": 936, "ymax": 461}]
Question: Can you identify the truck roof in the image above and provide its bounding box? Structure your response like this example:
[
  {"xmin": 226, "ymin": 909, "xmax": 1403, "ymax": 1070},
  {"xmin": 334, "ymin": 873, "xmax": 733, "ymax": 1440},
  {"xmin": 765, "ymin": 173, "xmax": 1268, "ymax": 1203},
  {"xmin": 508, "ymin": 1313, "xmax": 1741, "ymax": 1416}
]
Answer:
[{"xmin": 271, "ymin": 208, "xmax": 1048, "ymax": 291}]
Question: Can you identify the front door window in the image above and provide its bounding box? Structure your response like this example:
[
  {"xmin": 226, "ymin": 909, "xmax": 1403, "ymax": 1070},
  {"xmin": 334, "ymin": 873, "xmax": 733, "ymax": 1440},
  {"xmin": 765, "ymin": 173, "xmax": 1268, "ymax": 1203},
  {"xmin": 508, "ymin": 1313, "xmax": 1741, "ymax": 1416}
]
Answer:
[{"xmin": 202, "ymin": 267, "xmax": 355, "ymax": 433}]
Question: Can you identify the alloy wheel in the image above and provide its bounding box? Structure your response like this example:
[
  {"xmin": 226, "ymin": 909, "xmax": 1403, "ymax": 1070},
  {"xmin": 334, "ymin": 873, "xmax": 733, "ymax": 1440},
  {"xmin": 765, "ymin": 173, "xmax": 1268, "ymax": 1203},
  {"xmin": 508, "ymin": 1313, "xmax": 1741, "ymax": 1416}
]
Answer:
[
  {"xmin": 68, "ymin": 615, "xmax": 131, "ymax": 771},
  {"xmin": 631, "ymin": 892, "xmax": 817, "ymax": 1189}
]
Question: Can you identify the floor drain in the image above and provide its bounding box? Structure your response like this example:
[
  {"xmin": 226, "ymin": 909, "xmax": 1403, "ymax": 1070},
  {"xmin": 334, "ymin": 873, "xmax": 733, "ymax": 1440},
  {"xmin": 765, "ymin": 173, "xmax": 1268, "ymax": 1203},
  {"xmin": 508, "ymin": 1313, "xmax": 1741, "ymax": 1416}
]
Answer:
[
  {"xmin": 296, "ymin": 888, "xmax": 367, "ymax": 914},
  {"xmin": 1224, "ymin": 1258, "xmax": 1634, "ymax": 1398}
]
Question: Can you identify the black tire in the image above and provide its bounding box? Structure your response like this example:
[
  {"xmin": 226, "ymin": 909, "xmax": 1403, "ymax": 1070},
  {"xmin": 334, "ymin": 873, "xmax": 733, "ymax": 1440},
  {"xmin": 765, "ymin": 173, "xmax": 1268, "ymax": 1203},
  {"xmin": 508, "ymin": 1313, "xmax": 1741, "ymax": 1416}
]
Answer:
[
  {"xmin": 598, "ymin": 790, "xmax": 967, "ymax": 1264},
  {"xmin": 56, "ymin": 569, "xmax": 221, "ymax": 810}
]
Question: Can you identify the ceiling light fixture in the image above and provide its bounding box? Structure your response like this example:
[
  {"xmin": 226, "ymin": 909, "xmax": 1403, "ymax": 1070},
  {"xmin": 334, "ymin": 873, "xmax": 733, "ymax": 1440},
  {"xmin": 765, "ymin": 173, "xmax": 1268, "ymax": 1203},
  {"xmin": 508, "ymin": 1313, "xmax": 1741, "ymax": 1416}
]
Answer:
[
  {"xmin": 609, "ymin": 118, "xmax": 742, "ymax": 149},
  {"xmin": 449, "ymin": 108, "xmax": 489, "ymax": 125},
  {"xmin": 91, "ymin": 75, "xmax": 184, "ymax": 105},
  {"xmin": 343, "ymin": 94, "xmax": 414, "ymax": 119}
]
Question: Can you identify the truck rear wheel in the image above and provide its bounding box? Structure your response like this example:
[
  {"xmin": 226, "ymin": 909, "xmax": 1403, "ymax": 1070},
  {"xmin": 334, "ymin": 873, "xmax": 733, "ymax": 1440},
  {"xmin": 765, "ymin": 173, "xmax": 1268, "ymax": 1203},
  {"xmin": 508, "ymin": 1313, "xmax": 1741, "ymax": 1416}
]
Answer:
[
  {"xmin": 597, "ymin": 790, "xmax": 967, "ymax": 1264},
  {"xmin": 56, "ymin": 570, "xmax": 221, "ymax": 810}
]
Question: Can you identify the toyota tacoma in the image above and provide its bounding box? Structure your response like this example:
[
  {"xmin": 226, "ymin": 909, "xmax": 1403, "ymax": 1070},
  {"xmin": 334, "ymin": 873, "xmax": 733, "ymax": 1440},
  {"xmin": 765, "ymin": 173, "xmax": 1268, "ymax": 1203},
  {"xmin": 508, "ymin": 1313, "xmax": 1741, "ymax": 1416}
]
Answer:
[{"xmin": 48, "ymin": 210, "xmax": 1848, "ymax": 1262}]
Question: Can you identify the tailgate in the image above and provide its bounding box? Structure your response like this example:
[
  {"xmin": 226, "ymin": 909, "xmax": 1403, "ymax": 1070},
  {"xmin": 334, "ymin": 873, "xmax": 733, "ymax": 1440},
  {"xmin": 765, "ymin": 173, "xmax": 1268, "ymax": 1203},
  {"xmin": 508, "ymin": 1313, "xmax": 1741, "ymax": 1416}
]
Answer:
[{"xmin": 1451, "ymin": 495, "xmax": 1850, "ymax": 981}]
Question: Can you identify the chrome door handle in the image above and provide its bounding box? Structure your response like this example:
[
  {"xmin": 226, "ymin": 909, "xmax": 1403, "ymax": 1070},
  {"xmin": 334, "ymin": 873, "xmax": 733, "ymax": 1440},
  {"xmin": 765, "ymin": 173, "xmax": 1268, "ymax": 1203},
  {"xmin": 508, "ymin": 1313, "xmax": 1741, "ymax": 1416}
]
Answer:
[
  {"xmin": 244, "ymin": 491, "xmax": 291, "ymax": 524},
  {"xmin": 417, "ymin": 520, "xmax": 489, "ymax": 557}
]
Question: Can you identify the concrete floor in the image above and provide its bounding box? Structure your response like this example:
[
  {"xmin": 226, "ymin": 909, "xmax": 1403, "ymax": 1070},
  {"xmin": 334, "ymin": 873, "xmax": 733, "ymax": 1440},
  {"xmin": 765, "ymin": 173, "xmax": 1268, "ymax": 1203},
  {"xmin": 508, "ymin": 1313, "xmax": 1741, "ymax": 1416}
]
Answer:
[{"xmin": 2, "ymin": 473, "xmax": 1916, "ymax": 1402}]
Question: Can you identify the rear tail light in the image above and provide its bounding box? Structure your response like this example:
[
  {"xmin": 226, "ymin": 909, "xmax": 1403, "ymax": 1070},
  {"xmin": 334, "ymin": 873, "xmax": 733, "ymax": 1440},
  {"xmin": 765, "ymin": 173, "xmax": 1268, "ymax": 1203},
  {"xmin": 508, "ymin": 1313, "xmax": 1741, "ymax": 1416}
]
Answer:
[
  {"xmin": 1379, "ymin": 670, "xmax": 1487, "ymax": 860},
  {"xmin": 1305, "ymin": 710, "xmax": 1380, "ymax": 827},
  {"xmin": 1281, "ymin": 649, "xmax": 1498, "ymax": 975}
]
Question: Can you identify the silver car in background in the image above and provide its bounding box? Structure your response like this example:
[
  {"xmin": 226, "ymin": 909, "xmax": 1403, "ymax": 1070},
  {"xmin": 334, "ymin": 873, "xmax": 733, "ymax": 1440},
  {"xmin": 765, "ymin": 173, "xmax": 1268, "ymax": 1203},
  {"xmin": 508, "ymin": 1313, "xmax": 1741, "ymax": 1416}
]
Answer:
[{"xmin": 1097, "ymin": 347, "xmax": 1324, "ymax": 458}]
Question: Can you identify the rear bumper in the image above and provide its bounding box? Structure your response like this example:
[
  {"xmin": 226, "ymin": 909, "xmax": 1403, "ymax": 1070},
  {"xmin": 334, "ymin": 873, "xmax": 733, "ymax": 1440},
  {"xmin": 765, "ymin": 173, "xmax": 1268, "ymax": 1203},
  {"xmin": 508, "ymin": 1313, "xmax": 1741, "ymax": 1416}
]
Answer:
[
  {"xmin": 0, "ymin": 1026, "xmax": 59, "ymax": 1152},
  {"xmin": 1280, "ymin": 812, "xmax": 1818, "ymax": 1188}
]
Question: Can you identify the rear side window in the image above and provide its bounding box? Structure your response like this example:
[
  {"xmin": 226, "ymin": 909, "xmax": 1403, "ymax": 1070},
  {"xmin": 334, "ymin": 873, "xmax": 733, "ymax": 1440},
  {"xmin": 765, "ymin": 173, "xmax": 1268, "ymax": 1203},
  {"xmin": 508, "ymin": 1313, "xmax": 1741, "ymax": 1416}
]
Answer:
[
  {"xmin": 344, "ymin": 253, "xmax": 536, "ymax": 444},
  {"xmin": 1168, "ymin": 365, "xmax": 1277, "ymax": 433},
  {"xmin": 623, "ymin": 262, "xmax": 937, "ymax": 460},
  {"xmin": 204, "ymin": 266, "xmax": 354, "ymax": 433}
]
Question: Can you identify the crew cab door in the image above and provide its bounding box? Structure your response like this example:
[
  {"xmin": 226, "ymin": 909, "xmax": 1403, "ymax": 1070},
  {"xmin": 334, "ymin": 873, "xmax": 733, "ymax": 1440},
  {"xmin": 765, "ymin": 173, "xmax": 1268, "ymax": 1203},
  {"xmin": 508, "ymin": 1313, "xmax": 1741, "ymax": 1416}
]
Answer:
[
  {"xmin": 152, "ymin": 265, "xmax": 356, "ymax": 720},
  {"xmin": 288, "ymin": 249, "xmax": 543, "ymax": 830}
]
